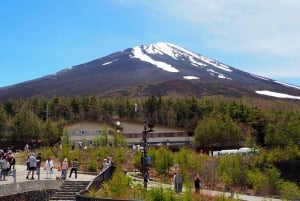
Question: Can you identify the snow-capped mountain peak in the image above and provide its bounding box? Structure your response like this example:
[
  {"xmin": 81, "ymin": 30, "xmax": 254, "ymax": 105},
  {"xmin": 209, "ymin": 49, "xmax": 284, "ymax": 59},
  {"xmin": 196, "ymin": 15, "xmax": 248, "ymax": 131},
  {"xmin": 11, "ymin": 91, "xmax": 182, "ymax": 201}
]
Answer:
[{"xmin": 130, "ymin": 42, "xmax": 232, "ymax": 73}]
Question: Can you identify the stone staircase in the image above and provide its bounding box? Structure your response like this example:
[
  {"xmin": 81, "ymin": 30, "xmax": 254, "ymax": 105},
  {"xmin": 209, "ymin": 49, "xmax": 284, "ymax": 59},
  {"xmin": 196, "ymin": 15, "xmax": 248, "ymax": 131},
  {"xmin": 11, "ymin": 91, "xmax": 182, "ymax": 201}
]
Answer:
[{"xmin": 48, "ymin": 180, "xmax": 90, "ymax": 201}]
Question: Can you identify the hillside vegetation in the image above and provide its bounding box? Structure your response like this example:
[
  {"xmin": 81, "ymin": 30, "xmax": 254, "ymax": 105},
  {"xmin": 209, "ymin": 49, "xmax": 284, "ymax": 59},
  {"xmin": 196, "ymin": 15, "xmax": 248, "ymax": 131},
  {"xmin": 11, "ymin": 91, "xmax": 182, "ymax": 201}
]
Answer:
[
  {"xmin": 1, "ymin": 95, "xmax": 300, "ymax": 148},
  {"xmin": 3, "ymin": 95, "xmax": 299, "ymax": 199}
]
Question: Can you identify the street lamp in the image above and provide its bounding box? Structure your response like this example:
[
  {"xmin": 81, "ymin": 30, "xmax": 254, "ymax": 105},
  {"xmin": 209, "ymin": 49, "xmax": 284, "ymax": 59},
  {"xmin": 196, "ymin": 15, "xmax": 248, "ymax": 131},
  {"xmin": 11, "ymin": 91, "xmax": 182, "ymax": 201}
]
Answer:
[
  {"xmin": 134, "ymin": 102, "xmax": 154, "ymax": 188},
  {"xmin": 142, "ymin": 115, "xmax": 154, "ymax": 188}
]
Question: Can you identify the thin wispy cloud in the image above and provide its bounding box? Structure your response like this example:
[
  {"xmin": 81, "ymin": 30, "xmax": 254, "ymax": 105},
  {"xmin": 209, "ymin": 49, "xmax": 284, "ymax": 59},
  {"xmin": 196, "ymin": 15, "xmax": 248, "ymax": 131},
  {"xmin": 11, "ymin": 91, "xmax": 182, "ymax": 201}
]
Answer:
[
  {"xmin": 120, "ymin": 0, "xmax": 300, "ymax": 83},
  {"xmin": 132, "ymin": 0, "xmax": 300, "ymax": 55}
]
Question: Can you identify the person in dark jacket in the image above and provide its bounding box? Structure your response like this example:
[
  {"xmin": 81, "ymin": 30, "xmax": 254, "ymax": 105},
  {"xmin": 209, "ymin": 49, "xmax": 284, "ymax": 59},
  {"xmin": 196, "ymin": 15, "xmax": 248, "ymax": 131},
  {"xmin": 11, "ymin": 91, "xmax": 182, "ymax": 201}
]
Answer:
[{"xmin": 194, "ymin": 174, "xmax": 201, "ymax": 193}]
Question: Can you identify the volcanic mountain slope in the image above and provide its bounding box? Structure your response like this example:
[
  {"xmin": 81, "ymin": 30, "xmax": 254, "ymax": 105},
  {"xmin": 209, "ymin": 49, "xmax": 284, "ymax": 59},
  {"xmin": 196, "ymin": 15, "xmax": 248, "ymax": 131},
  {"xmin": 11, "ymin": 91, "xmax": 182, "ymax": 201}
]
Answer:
[{"xmin": 1, "ymin": 42, "xmax": 300, "ymax": 100}]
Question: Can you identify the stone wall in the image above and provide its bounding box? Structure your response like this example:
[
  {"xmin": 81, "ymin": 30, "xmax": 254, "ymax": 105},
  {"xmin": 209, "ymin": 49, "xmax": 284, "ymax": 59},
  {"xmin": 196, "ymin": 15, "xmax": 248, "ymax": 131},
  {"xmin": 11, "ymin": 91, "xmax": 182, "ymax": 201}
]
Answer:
[
  {"xmin": 0, "ymin": 189, "xmax": 56, "ymax": 201},
  {"xmin": 0, "ymin": 180, "xmax": 61, "ymax": 201}
]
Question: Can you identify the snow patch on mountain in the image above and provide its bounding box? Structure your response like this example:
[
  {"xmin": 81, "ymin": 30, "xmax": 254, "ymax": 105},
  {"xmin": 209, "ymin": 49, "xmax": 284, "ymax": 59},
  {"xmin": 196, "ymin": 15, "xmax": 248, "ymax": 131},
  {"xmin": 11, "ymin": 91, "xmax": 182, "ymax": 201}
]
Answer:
[
  {"xmin": 218, "ymin": 74, "xmax": 232, "ymax": 80},
  {"xmin": 256, "ymin": 90, "xmax": 300, "ymax": 100},
  {"xmin": 199, "ymin": 56, "xmax": 232, "ymax": 72},
  {"xmin": 102, "ymin": 59, "xmax": 118, "ymax": 66},
  {"xmin": 159, "ymin": 42, "xmax": 232, "ymax": 72},
  {"xmin": 274, "ymin": 80, "xmax": 300, "ymax": 90},
  {"xmin": 183, "ymin": 76, "xmax": 200, "ymax": 80},
  {"xmin": 189, "ymin": 56, "xmax": 207, "ymax": 67},
  {"xmin": 144, "ymin": 43, "xmax": 178, "ymax": 59},
  {"xmin": 207, "ymin": 69, "xmax": 232, "ymax": 80},
  {"xmin": 250, "ymin": 74, "xmax": 270, "ymax": 81},
  {"xmin": 250, "ymin": 74, "xmax": 300, "ymax": 90},
  {"xmin": 130, "ymin": 46, "xmax": 179, "ymax": 73}
]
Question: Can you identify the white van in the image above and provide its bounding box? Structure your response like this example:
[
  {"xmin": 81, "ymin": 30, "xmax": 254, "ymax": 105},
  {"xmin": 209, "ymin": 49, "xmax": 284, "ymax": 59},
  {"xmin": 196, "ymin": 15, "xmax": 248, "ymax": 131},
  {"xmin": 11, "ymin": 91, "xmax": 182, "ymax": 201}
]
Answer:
[{"xmin": 219, "ymin": 149, "xmax": 239, "ymax": 155}]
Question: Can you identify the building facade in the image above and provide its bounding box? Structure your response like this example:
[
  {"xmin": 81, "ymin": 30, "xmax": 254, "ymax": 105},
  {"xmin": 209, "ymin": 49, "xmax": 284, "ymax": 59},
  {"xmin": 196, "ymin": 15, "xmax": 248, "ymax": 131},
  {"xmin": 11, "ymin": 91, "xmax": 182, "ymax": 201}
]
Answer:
[{"xmin": 64, "ymin": 120, "xmax": 193, "ymax": 148}]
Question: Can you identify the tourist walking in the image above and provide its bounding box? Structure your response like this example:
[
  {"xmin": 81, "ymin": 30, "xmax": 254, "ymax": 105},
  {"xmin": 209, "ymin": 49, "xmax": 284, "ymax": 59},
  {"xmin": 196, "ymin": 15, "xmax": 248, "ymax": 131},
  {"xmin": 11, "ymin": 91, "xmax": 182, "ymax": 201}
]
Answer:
[
  {"xmin": 36, "ymin": 153, "xmax": 42, "ymax": 179},
  {"xmin": 61, "ymin": 158, "xmax": 68, "ymax": 180},
  {"xmin": 69, "ymin": 158, "xmax": 78, "ymax": 179},
  {"xmin": 5, "ymin": 151, "xmax": 13, "ymax": 174},
  {"xmin": 44, "ymin": 158, "xmax": 54, "ymax": 179},
  {"xmin": 26, "ymin": 152, "xmax": 37, "ymax": 180},
  {"xmin": 0, "ymin": 156, "xmax": 7, "ymax": 180}
]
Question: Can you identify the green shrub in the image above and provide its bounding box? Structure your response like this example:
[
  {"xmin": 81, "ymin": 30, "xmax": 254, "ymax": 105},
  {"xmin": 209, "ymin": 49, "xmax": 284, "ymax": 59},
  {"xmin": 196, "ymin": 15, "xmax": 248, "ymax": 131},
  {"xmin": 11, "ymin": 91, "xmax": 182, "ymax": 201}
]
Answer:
[
  {"xmin": 219, "ymin": 155, "xmax": 246, "ymax": 188},
  {"xmin": 154, "ymin": 146, "xmax": 174, "ymax": 174},
  {"xmin": 99, "ymin": 168, "xmax": 132, "ymax": 199},
  {"xmin": 87, "ymin": 160, "xmax": 97, "ymax": 172},
  {"xmin": 246, "ymin": 168, "xmax": 266, "ymax": 194},
  {"xmin": 147, "ymin": 187, "xmax": 165, "ymax": 201},
  {"xmin": 246, "ymin": 166, "xmax": 282, "ymax": 196},
  {"xmin": 280, "ymin": 181, "xmax": 300, "ymax": 201},
  {"xmin": 39, "ymin": 147, "xmax": 56, "ymax": 160}
]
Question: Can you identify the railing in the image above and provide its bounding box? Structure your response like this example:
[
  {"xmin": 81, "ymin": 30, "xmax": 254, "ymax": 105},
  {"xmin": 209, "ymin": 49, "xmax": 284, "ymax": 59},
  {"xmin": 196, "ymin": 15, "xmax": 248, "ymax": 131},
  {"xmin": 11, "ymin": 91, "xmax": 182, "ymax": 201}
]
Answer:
[{"xmin": 76, "ymin": 165, "xmax": 116, "ymax": 201}]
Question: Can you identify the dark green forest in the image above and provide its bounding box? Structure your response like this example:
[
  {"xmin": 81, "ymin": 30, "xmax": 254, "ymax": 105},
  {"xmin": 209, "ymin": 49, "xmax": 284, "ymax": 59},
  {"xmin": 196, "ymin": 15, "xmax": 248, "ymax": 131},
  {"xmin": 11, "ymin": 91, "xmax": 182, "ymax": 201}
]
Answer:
[{"xmin": 0, "ymin": 95, "xmax": 300, "ymax": 150}]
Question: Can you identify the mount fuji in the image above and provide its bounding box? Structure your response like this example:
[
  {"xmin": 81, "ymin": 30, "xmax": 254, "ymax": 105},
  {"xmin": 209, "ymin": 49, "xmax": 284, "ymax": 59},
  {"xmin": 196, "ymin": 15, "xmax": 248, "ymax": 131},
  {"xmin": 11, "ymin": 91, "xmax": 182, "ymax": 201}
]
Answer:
[{"xmin": 1, "ymin": 42, "xmax": 300, "ymax": 100}]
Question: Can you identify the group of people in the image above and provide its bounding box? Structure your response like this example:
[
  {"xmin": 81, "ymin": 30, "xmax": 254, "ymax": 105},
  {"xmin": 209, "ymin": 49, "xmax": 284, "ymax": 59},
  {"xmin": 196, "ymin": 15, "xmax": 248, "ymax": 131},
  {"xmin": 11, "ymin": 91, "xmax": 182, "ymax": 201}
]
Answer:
[
  {"xmin": 59, "ymin": 157, "xmax": 78, "ymax": 180},
  {"xmin": 0, "ymin": 150, "xmax": 16, "ymax": 181},
  {"xmin": 25, "ymin": 153, "xmax": 78, "ymax": 180},
  {"xmin": 173, "ymin": 172, "xmax": 202, "ymax": 194}
]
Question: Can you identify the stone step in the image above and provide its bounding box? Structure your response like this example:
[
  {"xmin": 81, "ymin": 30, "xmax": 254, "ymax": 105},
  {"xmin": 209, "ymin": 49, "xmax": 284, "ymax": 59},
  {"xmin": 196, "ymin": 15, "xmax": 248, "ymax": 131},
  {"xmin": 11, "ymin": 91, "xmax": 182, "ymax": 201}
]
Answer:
[
  {"xmin": 48, "ymin": 180, "xmax": 89, "ymax": 201},
  {"xmin": 59, "ymin": 187, "xmax": 85, "ymax": 191},
  {"xmin": 50, "ymin": 196, "xmax": 76, "ymax": 199},
  {"xmin": 55, "ymin": 192, "xmax": 77, "ymax": 195}
]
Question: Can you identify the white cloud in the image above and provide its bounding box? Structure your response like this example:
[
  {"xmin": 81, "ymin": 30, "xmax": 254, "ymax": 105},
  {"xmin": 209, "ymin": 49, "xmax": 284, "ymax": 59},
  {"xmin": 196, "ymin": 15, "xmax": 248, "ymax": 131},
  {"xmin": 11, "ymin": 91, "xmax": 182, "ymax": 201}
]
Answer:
[{"xmin": 135, "ymin": 0, "xmax": 300, "ymax": 56}]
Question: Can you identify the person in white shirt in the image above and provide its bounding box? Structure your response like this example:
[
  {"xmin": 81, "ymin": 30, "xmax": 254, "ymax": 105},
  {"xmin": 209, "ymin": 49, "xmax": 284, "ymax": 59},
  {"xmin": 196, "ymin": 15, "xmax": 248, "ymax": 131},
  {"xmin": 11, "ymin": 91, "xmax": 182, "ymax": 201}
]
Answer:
[{"xmin": 44, "ymin": 158, "xmax": 54, "ymax": 179}]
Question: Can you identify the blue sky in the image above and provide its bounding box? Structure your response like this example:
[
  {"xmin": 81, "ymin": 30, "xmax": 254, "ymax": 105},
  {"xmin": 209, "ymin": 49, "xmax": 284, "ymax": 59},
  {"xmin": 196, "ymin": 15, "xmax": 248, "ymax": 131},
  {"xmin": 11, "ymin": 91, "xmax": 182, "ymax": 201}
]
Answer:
[{"xmin": 1, "ymin": 0, "xmax": 300, "ymax": 87}]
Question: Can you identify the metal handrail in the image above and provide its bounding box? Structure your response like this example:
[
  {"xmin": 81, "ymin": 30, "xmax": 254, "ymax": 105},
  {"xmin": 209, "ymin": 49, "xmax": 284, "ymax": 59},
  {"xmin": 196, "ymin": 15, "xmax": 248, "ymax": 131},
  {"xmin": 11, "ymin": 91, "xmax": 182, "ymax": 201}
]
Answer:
[{"xmin": 78, "ymin": 165, "xmax": 116, "ymax": 195}]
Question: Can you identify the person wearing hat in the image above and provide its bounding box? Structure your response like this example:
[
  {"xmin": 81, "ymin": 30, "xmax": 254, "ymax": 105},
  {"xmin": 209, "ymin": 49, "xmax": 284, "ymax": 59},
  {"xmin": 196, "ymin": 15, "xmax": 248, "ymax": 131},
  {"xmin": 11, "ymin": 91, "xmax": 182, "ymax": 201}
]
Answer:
[{"xmin": 61, "ymin": 158, "xmax": 68, "ymax": 180}]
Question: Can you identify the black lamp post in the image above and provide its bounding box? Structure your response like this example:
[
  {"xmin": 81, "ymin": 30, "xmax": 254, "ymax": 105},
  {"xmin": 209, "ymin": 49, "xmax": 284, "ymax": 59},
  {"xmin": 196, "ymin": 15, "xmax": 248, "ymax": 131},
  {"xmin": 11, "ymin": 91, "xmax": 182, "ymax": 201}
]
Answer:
[
  {"xmin": 142, "ymin": 115, "xmax": 154, "ymax": 188},
  {"xmin": 135, "ymin": 102, "xmax": 154, "ymax": 188}
]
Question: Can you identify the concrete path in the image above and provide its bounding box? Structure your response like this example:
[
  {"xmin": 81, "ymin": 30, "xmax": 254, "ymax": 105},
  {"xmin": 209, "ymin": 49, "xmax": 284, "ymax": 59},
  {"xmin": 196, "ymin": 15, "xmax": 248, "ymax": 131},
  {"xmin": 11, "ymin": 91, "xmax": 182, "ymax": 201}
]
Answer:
[
  {"xmin": 0, "ymin": 164, "xmax": 95, "ymax": 185},
  {"xmin": 128, "ymin": 172, "xmax": 282, "ymax": 201}
]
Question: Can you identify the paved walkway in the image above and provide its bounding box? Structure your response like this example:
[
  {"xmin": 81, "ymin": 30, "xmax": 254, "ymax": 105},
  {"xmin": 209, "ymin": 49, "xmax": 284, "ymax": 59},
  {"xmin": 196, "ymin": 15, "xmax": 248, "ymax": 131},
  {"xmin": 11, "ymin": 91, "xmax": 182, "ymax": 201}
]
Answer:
[
  {"xmin": 1, "ymin": 165, "xmax": 282, "ymax": 201},
  {"xmin": 0, "ymin": 164, "xmax": 95, "ymax": 185},
  {"xmin": 128, "ymin": 172, "xmax": 282, "ymax": 201}
]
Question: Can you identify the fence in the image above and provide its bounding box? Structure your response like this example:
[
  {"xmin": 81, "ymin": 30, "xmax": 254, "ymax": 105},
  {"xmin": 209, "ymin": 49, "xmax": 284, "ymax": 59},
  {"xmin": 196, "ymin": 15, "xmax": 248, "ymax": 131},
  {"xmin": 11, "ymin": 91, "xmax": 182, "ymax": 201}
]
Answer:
[{"xmin": 76, "ymin": 165, "xmax": 116, "ymax": 201}]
